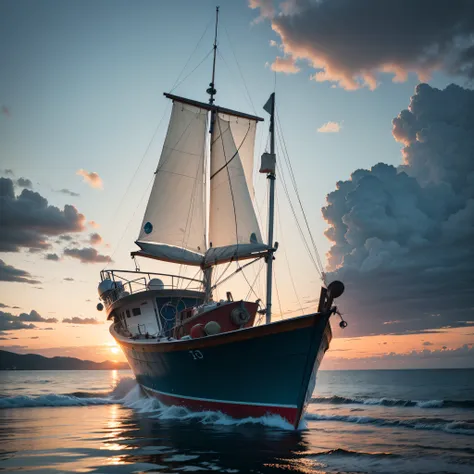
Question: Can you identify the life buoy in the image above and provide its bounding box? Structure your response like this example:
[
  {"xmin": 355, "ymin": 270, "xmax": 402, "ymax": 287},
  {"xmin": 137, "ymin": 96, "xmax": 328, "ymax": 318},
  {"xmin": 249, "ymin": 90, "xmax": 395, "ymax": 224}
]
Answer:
[{"xmin": 230, "ymin": 304, "xmax": 251, "ymax": 326}]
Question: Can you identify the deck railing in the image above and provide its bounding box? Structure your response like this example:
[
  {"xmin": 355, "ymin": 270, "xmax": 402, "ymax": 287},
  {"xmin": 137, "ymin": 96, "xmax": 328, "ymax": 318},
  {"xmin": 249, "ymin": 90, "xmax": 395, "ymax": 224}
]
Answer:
[{"xmin": 100, "ymin": 269, "xmax": 203, "ymax": 307}]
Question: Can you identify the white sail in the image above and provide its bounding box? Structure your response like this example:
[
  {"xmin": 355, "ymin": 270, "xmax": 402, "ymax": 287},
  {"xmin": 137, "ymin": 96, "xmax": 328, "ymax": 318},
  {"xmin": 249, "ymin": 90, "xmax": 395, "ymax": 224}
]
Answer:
[
  {"xmin": 205, "ymin": 113, "xmax": 267, "ymax": 267},
  {"xmin": 136, "ymin": 102, "xmax": 208, "ymax": 266},
  {"xmin": 217, "ymin": 112, "xmax": 257, "ymax": 197}
]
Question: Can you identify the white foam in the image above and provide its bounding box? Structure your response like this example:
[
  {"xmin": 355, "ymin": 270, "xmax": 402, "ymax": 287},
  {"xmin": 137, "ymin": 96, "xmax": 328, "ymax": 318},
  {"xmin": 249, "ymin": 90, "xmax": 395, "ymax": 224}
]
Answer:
[
  {"xmin": 118, "ymin": 385, "xmax": 295, "ymax": 429},
  {"xmin": 1, "ymin": 376, "xmax": 295, "ymax": 430},
  {"xmin": 416, "ymin": 399, "xmax": 444, "ymax": 408}
]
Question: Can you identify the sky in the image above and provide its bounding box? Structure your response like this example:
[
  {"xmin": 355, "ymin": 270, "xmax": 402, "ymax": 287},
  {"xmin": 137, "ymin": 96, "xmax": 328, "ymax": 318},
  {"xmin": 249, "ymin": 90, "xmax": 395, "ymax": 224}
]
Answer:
[{"xmin": 1, "ymin": 0, "xmax": 473, "ymax": 369}]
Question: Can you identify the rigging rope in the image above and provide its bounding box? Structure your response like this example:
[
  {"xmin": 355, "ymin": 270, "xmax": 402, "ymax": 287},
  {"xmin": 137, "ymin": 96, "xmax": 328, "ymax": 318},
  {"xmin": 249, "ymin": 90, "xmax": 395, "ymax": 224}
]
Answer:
[
  {"xmin": 275, "ymin": 192, "xmax": 305, "ymax": 316},
  {"xmin": 245, "ymin": 260, "xmax": 264, "ymax": 301},
  {"xmin": 169, "ymin": 48, "xmax": 214, "ymax": 94},
  {"xmin": 168, "ymin": 16, "xmax": 214, "ymax": 93},
  {"xmin": 276, "ymin": 157, "xmax": 323, "ymax": 280},
  {"xmin": 273, "ymin": 265, "xmax": 283, "ymax": 320},
  {"xmin": 237, "ymin": 261, "xmax": 261, "ymax": 301},
  {"xmin": 276, "ymin": 111, "xmax": 326, "ymax": 281},
  {"xmin": 210, "ymin": 121, "xmax": 251, "ymax": 180},
  {"xmin": 104, "ymin": 175, "xmax": 155, "ymax": 269},
  {"xmin": 218, "ymin": 31, "xmax": 257, "ymax": 115}
]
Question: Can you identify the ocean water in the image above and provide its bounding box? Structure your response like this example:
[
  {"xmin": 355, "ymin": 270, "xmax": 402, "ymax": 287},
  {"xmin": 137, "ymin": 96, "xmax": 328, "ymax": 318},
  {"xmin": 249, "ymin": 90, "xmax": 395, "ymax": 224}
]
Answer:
[{"xmin": 0, "ymin": 369, "xmax": 473, "ymax": 473}]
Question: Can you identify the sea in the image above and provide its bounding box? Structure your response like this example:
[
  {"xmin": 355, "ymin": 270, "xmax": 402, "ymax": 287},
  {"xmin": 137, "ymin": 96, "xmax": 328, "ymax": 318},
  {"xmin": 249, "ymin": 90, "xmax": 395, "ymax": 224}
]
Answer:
[{"xmin": 0, "ymin": 369, "xmax": 473, "ymax": 474}]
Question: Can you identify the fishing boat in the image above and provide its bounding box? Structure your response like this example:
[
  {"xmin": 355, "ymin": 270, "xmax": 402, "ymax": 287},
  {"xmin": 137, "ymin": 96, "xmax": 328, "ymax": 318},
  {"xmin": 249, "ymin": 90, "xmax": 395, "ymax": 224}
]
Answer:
[{"xmin": 96, "ymin": 8, "xmax": 346, "ymax": 428}]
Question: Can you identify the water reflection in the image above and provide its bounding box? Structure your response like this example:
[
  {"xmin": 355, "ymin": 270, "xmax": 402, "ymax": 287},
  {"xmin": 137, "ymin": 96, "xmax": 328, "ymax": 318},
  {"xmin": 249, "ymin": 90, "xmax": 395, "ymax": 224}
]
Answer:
[{"xmin": 94, "ymin": 405, "xmax": 309, "ymax": 473}]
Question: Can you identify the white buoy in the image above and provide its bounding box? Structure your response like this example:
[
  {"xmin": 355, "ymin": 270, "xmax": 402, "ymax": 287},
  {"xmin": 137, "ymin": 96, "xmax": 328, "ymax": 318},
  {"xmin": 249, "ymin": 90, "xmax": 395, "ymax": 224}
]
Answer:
[{"xmin": 204, "ymin": 321, "xmax": 221, "ymax": 336}]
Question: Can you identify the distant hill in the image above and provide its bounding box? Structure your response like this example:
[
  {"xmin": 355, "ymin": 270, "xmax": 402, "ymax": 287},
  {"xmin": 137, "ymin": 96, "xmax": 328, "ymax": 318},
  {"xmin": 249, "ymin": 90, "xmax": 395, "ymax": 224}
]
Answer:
[{"xmin": 0, "ymin": 350, "xmax": 130, "ymax": 370}]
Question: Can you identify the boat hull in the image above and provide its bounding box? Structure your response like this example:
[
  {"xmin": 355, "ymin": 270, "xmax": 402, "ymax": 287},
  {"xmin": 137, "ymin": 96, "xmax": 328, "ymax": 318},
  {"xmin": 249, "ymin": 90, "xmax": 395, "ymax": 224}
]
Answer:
[{"xmin": 113, "ymin": 312, "xmax": 331, "ymax": 428}]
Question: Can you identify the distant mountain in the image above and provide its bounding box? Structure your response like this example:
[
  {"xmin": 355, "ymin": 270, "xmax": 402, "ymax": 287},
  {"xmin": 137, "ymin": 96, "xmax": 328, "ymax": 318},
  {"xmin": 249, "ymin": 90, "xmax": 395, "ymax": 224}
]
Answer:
[{"xmin": 0, "ymin": 350, "xmax": 130, "ymax": 370}]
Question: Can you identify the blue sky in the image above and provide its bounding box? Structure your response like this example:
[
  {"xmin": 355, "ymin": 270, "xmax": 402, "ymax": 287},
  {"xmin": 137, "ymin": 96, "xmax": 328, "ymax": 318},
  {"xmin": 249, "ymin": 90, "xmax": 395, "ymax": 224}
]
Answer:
[{"xmin": 1, "ymin": 0, "xmax": 472, "ymax": 367}]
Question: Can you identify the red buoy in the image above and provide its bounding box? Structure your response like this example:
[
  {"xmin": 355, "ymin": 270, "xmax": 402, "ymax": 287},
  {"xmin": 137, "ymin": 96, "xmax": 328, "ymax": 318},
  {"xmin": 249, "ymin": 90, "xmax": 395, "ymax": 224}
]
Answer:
[{"xmin": 190, "ymin": 323, "xmax": 206, "ymax": 339}]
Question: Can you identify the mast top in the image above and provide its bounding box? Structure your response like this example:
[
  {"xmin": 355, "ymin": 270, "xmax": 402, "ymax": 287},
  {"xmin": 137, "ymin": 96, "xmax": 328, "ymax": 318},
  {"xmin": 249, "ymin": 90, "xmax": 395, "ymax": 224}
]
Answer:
[{"xmin": 207, "ymin": 6, "xmax": 219, "ymax": 104}]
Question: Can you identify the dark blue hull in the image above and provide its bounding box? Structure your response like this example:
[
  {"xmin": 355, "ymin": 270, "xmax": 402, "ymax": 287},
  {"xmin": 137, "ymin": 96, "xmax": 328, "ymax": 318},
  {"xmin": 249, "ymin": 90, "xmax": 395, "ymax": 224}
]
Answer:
[{"xmin": 113, "ymin": 312, "xmax": 331, "ymax": 427}]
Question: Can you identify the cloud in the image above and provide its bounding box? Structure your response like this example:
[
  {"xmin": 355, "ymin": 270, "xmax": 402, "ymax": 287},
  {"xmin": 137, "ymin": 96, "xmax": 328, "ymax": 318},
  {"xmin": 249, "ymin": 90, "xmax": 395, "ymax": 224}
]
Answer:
[
  {"xmin": 324, "ymin": 343, "xmax": 474, "ymax": 369},
  {"xmin": 250, "ymin": 0, "xmax": 474, "ymax": 90},
  {"xmin": 0, "ymin": 178, "xmax": 86, "ymax": 252},
  {"xmin": 0, "ymin": 303, "xmax": 9, "ymax": 308},
  {"xmin": 76, "ymin": 169, "xmax": 103, "ymax": 189},
  {"xmin": 62, "ymin": 317, "xmax": 102, "ymax": 325},
  {"xmin": 322, "ymin": 83, "xmax": 474, "ymax": 337},
  {"xmin": 0, "ymin": 260, "xmax": 41, "ymax": 284},
  {"xmin": 0, "ymin": 311, "xmax": 36, "ymax": 331},
  {"xmin": 59, "ymin": 235, "xmax": 73, "ymax": 241},
  {"xmin": 249, "ymin": 0, "xmax": 275, "ymax": 22},
  {"xmin": 88, "ymin": 220, "xmax": 99, "ymax": 228},
  {"xmin": 56, "ymin": 188, "xmax": 80, "ymax": 197},
  {"xmin": 63, "ymin": 277, "xmax": 74, "ymax": 281},
  {"xmin": 423, "ymin": 341, "xmax": 434, "ymax": 346},
  {"xmin": 0, "ymin": 345, "xmax": 29, "ymax": 352},
  {"xmin": 89, "ymin": 233, "xmax": 102, "ymax": 245},
  {"xmin": 45, "ymin": 253, "xmax": 60, "ymax": 261},
  {"xmin": 317, "ymin": 121, "xmax": 342, "ymax": 133},
  {"xmin": 0, "ymin": 308, "xmax": 57, "ymax": 333},
  {"xmin": 271, "ymin": 55, "xmax": 300, "ymax": 73},
  {"xmin": 16, "ymin": 178, "xmax": 33, "ymax": 189},
  {"xmin": 63, "ymin": 247, "xmax": 111, "ymax": 264},
  {"xmin": 17, "ymin": 310, "xmax": 57, "ymax": 323}
]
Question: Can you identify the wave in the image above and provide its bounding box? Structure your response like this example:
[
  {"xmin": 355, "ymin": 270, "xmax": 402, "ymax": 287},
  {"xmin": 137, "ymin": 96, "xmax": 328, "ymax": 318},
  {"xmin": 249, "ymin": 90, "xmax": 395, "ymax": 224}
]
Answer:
[
  {"xmin": 312, "ymin": 448, "xmax": 397, "ymax": 458},
  {"xmin": 305, "ymin": 412, "xmax": 474, "ymax": 435},
  {"xmin": 0, "ymin": 393, "xmax": 115, "ymax": 409},
  {"xmin": 120, "ymin": 384, "xmax": 295, "ymax": 430},
  {"xmin": 310, "ymin": 395, "xmax": 474, "ymax": 409},
  {"xmin": 4, "ymin": 377, "xmax": 472, "ymax": 434},
  {"xmin": 0, "ymin": 377, "xmax": 137, "ymax": 409},
  {"xmin": 0, "ymin": 379, "xmax": 294, "ymax": 429}
]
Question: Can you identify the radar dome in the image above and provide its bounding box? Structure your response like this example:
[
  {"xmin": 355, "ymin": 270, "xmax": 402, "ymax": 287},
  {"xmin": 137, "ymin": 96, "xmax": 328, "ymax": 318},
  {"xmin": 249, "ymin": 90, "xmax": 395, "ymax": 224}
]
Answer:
[
  {"xmin": 148, "ymin": 278, "xmax": 164, "ymax": 290},
  {"xmin": 98, "ymin": 279, "xmax": 114, "ymax": 298}
]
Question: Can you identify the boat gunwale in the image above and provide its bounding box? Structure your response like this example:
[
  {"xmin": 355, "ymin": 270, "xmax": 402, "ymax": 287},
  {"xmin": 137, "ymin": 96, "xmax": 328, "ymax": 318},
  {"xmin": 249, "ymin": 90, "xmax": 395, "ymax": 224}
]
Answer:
[{"xmin": 111, "ymin": 310, "xmax": 332, "ymax": 353}]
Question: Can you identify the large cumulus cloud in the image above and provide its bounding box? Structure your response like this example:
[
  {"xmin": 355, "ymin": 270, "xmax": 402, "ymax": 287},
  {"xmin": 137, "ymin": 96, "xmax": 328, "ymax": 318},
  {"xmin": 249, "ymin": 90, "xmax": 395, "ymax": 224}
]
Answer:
[
  {"xmin": 0, "ymin": 177, "xmax": 85, "ymax": 252},
  {"xmin": 250, "ymin": 0, "xmax": 474, "ymax": 89},
  {"xmin": 323, "ymin": 83, "xmax": 474, "ymax": 336}
]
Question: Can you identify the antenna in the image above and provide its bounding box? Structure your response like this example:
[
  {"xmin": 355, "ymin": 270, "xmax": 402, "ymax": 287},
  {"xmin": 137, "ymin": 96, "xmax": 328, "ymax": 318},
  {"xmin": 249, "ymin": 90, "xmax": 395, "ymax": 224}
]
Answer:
[{"xmin": 207, "ymin": 6, "xmax": 219, "ymax": 104}]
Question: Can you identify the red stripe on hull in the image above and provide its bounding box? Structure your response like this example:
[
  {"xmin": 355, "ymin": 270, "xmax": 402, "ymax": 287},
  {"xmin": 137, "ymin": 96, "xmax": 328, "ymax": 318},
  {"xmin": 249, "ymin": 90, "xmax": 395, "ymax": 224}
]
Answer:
[{"xmin": 141, "ymin": 386, "xmax": 299, "ymax": 427}]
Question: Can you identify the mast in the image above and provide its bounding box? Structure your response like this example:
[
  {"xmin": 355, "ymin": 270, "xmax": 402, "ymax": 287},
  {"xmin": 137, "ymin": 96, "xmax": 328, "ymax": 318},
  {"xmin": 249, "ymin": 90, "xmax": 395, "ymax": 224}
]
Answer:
[
  {"xmin": 264, "ymin": 93, "xmax": 276, "ymax": 324},
  {"xmin": 207, "ymin": 6, "xmax": 219, "ymax": 105},
  {"xmin": 204, "ymin": 6, "xmax": 219, "ymax": 300}
]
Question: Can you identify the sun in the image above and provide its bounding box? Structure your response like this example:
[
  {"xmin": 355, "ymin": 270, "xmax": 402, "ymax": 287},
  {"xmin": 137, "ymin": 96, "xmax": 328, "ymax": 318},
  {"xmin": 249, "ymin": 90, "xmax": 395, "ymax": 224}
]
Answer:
[{"xmin": 110, "ymin": 346, "xmax": 120, "ymax": 354}]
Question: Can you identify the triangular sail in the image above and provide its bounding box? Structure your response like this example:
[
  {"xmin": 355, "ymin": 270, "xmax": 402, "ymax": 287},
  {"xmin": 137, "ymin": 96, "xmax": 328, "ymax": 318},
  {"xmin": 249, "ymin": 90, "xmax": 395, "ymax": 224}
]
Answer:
[
  {"xmin": 205, "ymin": 113, "xmax": 267, "ymax": 267},
  {"xmin": 136, "ymin": 102, "xmax": 208, "ymax": 266}
]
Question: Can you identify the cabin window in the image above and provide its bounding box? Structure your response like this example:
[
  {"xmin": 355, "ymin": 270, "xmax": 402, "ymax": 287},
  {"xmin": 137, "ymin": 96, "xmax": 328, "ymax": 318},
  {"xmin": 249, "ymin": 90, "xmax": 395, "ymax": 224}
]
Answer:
[
  {"xmin": 126, "ymin": 310, "xmax": 131, "ymax": 318},
  {"xmin": 132, "ymin": 308, "xmax": 141, "ymax": 316}
]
